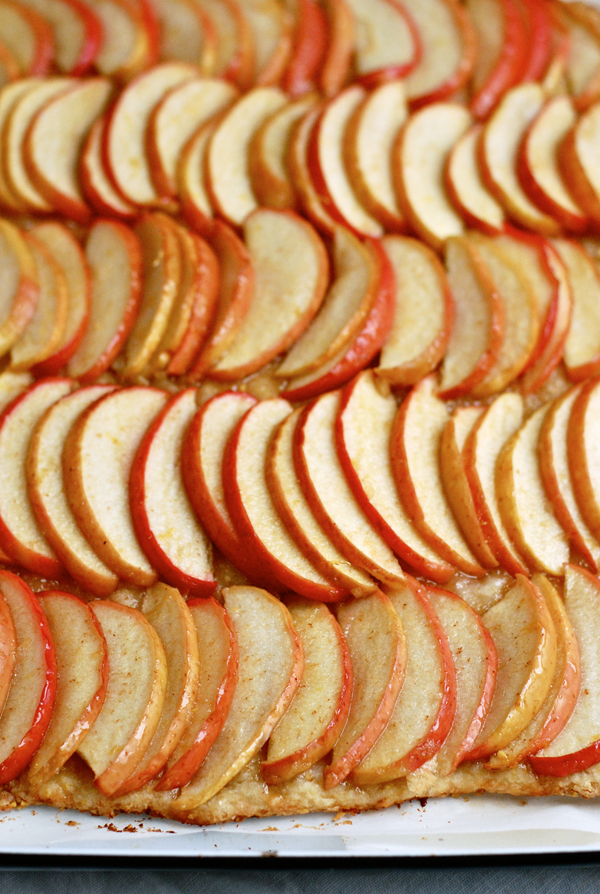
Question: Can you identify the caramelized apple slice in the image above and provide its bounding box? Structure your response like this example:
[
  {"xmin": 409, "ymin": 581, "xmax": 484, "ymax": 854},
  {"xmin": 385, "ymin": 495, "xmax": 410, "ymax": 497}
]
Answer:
[{"xmin": 445, "ymin": 125, "xmax": 505, "ymax": 234}]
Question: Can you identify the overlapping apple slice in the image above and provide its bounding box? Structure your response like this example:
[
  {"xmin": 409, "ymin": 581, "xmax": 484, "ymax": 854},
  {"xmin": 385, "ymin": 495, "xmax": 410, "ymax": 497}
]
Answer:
[
  {"xmin": 0, "ymin": 39, "xmax": 18, "ymax": 87},
  {"xmin": 244, "ymin": 0, "xmax": 293, "ymax": 86},
  {"xmin": 466, "ymin": 0, "xmax": 525, "ymax": 120},
  {"xmin": 81, "ymin": 0, "xmax": 156, "ymax": 82},
  {"xmin": 551, "ymin": 239, "xmax": 600, "ymax": 382},
  {"xmin": 345, "ymin": 0, "xmax": 420, "ymax": 86},
  {"xmin": 263, "ymin": 598, "xmax": 352, "ymax": 785},
  {"xmin": 192, "ymin": 0, "xmax": 253, "ymax": 86},
  {"xmin": 319, "ymin": 0, "xmax": 354, "ymax": 98},
  {"xmin": 0, "ymin": 576, "xmax": 15, "ymax": 724},
  {"xmin": 28, "ymin": 590, "xmax": 108, "ymax": 786},
  {"xmin": 173, "ymin": 585, "xmax": 302, "ymax": 809},
  {"xmin": 559, "ymin": 0, "xmax": 600, "ymax": 112},
  {"xmin": 21, "ymin": 0, "xmax": 102, "ymax": 75},
  {"xmin": 323, "ymin": 588, "xmax": 405, "ymax": 788},
  {"xmin": 560, "ymin": 102, "xmax": 600, "ymax": 228},
  {"xmin": 287, "ymin": 103, "xmax": 338, "ymax": 235},
  {"xmin": 0, "ymin": 218, "xmax": 39, "ymax": 361},
  {"xmin": 177, "ymin": 118, "xmax": 218, "ymax": 236},
  {"xmin": 151, "ymin": 0, "xmax": 217, "ymax": 71},
  {"xmin": 282, "ymin": 0, "xmax": 327, "ymax": 97},
  {"xmin": 0, "ymin": 1, "xmax": 53, "ymax": 77},
  {"xmin": 445, "ymin": 125, "xmax": 506, "ymax": 234},
  {"xmin": 567, "ymin": 377, "xmax": 600, "ymax": 547},
  {"xmin": 515, "ymin": 0, "xmax": 553, "ymax": 85}
]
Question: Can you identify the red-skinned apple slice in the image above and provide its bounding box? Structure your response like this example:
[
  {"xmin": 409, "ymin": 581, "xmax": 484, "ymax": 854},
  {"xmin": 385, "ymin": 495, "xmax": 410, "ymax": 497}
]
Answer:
[
  {"xmin": 319, "ymin": 0, "xmax": 354, "ymax": 98},
  {"xmin": 244, "ymin": 0, "xmax": 293, "ymax": 86},
  {"xmin": 0, "ymin": 219, "xmax": 39, "ymax": 362},
  {"xmin": 467, "ymin": 0, "xmax": 526, "ymax": 120},
  {"xmin": 173, "ymin": 585, "xmax": 302, "ymax": 809},
  {"xmin": 560, "ymin": 1, "xmax": 600, "ymax": 112},
  {"xmin": 393, "ymin": 101, "xmax": 471, "ymax": 250},
  {"xmin": 191, "ymin": 0, "xmax": 253, "ymax": 86},
  {"xmin": 0, "ymin": 571, "xmax": 55, "ymax": 785},
  {"xmin": 323, "ymin": 588, "xmax": 406, "ymax": 789},
  {"xmin": 67, "ymin": 220, "xmax": 142, "ymax": 383},
  {"xmin": 559, "ymin": 102, "xmax": 600, "ymax": 227},
  {"xmin": 155, "ymin": 595, "xmax": 237, "ymax": 791},
  {"xmin": 26, "ymin": 384, "xmax": 120, "ymax": 597},
  {"xmin": 282, "ymin": 0, "xmax": 327, "ymax": 97},
  {"xmin": 24, "ymin": 77, "xmax": 113, "ymax": 224},
  {"xmin": 390, "ymin": 375, "xmax": 484, "ymax": 576},
  {"xmin": 529, "ymin": 564, "xmax": 600, "ymax": 777},
  {"xmin": 445, "ymin": 125, "xmax": 506, "ymax": 235},
  {"xmin": 28, "ymin": 590, "xmax": 108, "ymax": 786},
  {"xmin": 177, "ymin": 117, "xmax": 218, "ymax": 236},
  {"xmin": 294, "ymin": 389, "xmax": 407, "ymax": 585},
  {"xmin": 567, "ymin": 377, "xmax": 600, "ymax": 546},
  {"xmin": 438, "ymin": 236, "xmax": 503, "ymax": 399},
  {"xmin": 467, "ymin": 574, "xmax": 556, "ymax": 762},
  {"xmin": 552, "ymin": 239, "xmax": 600, "ymax": 382},
  {"xmin": 351, "ymin": 579, "xmax": 456, "ymax": 784},
  {"xmin": 262, "ymin": 599, "xmax": 352, "ymax": 786},
  {"xmin": 337, "ymin": 370, "xmax": 455, "ymax": 583},
  {"xmin": 0, "ymin": 579, "xmax": 15, "ymax": 722},
  {"xmin": 287, "ymin": 103, "xmax": 339, "ymax": 235},
  {"xmin": 376, "ymin": 235, "xmax": 453, "ymax": 386},
  {"xmin": 0, "ymin": 378, "xmax": 73, "ymax": 578},
  {"xmin": 345, "ymin": 0, "xmax": 420, "ymax": 85},
  {"xmin": 209, "ymin": 209, "xmax": 329, "ymax": 380},
  {"xmin": 0, "ymin": 1, "xmax": 53, "ymax": 76},
  {"xmin": 515, "ymin": 0, "xmax": 553, "ymax": 84},
  {"xmin": 151, "ymin": 0, "xmax": 217, "ymax": 70},
  {"xmin": 81, "ymin": 0, "xmax": 156, "ymax": 81},
  {"xmin": 77, "ymin": 599, "xmax": 168, "ymax": 797},
  {"xmin": 80, "ymin": 116, "xmax": 138, "ymax": 220},
  {"xmin": 427, "ymin": 586, "xmax": 497, "ymax": 775},
  {"xmin": 130, "ymin": 389, "xmax": 216, "ymax": 598},
  {"xmin": 19, "ymin": 0, "xmax": 102, "ymax": 74},
  {"xmin": 63, "ymin": 385, "xmax": 168, "ymax": 586},
  {"xmin": 0, "ymin": 80, "xmax": 49, "ymax": 212}
]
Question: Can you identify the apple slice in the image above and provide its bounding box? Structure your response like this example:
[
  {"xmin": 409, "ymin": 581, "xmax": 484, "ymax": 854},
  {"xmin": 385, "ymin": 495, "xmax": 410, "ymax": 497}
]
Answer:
[
  {"xmin": 560, "ymin": 1, "xmax": 600, "ymax": 112},
  {"xmin": 262, "ymin": 598, "xmax": 352, "ymax": 785},
  {"xmin": 559, "ymin": 101, "xmax": 600, "ymax": 228},
  {"xmin": 551, "ymin": 239, "xmax": 600, "ymax": 382},
  {"xmin": 147, "ymin": 76, "xmax": 236, "ymax": 201},
  {"xmin": 26, "ymin": 384, "xmax": 119, "ymax": 597},
  {"xmin": 244, "ymin": 0, "xmax": 293, "ymax": 86},
  {"xmin": 445, "ymin": 125, "xmax": 506, "ymax": 235},
  {"xmin": 518, "ymin": 96, "xmax": 588, "ymax": 234},
  {"xmin": 0, "ymin": 370, "xmax": 33, "ymax": 413},
  {"xmin": 0, "ymin": 1, "xmax": 53, "ymax": 76},
  {"xmin": 390, "ymin": 375, "xmax": 484, "ymax": 576},
  {"xmin": 151, "ymin": 0, "xmax": 216, "ymax": 69},
  {"xmin": 514, "ymin": 0, "xmax": 553, "ymax": 85},
  {"xmin": 0, "ymin": 38, "xmax": 19, "ymax": 86},
  {"xmin": 439, "ymin": 406, "xmax": 498, "ymax": 570},
  {"xmin": 24, "ymin": 77, "xmax": 113, "ymax": 224},
  {"xmin": 376, "ymin": 235, "xmax": 453, "ymax": 386},
  {"xmin": 337, "ymin": 371, "xmax": 454, "ymax": 584},
  {"xmin": 0, "ymin": 219, "xmax": 39, "ymax": 361},
  {"xmin": 351, "ymin": 579, "xmax": 456, "ymax": 784},
  {"xmin": 529, "ymin": 565, "xmax": 600, "ymax": 777},
  {"xmin": 0, "ymin": 571, "xmax": 55, "ymax": 785},
  {"xmin": 192, "ymin": 0, "xmax": 253, "ymax": 86},
  {"xmin": 345, "ymin": 0, "xmax": 419, "ymax": 85},
  {"xmin": 295, "ymin": 389, "xmax": 407, "ymax": 586},
  {"xmin": 323, "ymin": 588, "xmax": 405, "ymax": 788},
  {"xmin": 344, "ymin": 79, "xmax": 407, "ymax": 232},
  {"xmin": 177, "ymin": 117, "xmax": 218, "ymax": 236},
  {"xmin": 479, "ymin": 84, "xmax": 561, "ymax": 236},
  {"xmin": 28, "ymin": 590, "xmax": 108, "ymax": 786},
  {"xmin": 206, "ymin": 86, "xmax": 286, "ymax": 226},
  {"xmin": 567, "ymin": 377, "xmax": 600, "ymax": 546},
  {"xmin": 66, "ymin": 220, "xmax": 142, "ymax": 383},
  {"xmin": 438, "ymin": 236, "xmax": 503, "ymax": 399},
  {"xmin": 282, "ymin": 0, "xmax": 327, "ymax": 97},
  {"xmin": 287, "ymin": 103, "xmax": 339, "ymax": 235},
  {"xmin": 427, "ymin": 586, "xmax": 497, "ymax": 775},
  {"xmin": 28, "ymin": 221, "xmax": 91, "ymax": 377},
  {"xmin": 10, "ymin": 233, "xmax": 69, "ymax": 373},
  {"xmin": 467, "ymin": 575, "xmax": 556, "ymax": 762},
  {"xmin": 104, "ymin": 61, "xmax": 198, "ymax": 208},
  {"xmin": 487, "ymin": 573, "xmax": 580, "ymax": 770},
  {"xmin": 400, "ymin": 0, "xmax": 476, "ymax": 108},
  {"xmin": 319, "ymin": 0, "xmax": 354, "ymax": 98},
  {"xmin": 0, "ymin": 581, "xmax": 14, "ymax": 717},
  {"xmin": 130, "ymin": 389, "xmax": 216, "ymax": 598},
  {"xmin": 209, "ymin": 209, "xmax": 329, "ymax": 380},
  {"xmin": 0, "ymin": 80, "xmax": 49, "ymax": 212},
  {"xmin": 463, "ymin": 392, "xmax": 529, "ymax": 576},
  {"xmin": 19, "ymin": 0, "xmax": 102, "ymax": 74},
  {"xmin": 173, "ymin": 585, "xmax": 302, "ymax": 809},
  {"xmin": 538, "ymin": 386, "xmax": 600, "ymax": 572},
  {"xmin": 466, "ymin": 0, "xmax": 526, "ymax": 120},
  {"xmin": 82, "ymin": 0, "xmax": 156, "ymax": 81},
  {"xmin": 77, "ymin": 599, "xmax": 167, "ymax": 797},
  {"xmin": 79, "ymin": 116, "xmax": 137, "ymax": 220},
  {"xmin": 0, "ymin": 378, "xmax": 72, "ymax": 578},
  {"xmin": 393, "ymin": 101, "xmax": 471, "ymax": 250},
  {"xmin": 155, "ymin": 595, "xmax": 238, "ymax": 791},
  {"xmin": 63, "ymin": 385, "xmax": 168, "ymax": 586}
]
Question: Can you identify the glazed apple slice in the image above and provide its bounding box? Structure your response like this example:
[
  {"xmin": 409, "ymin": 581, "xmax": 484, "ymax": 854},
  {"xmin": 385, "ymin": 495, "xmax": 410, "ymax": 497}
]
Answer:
[
  {"xmin": 104, "ymin": 61, "xmax": 198, "ymax": 208},
  {"xmin": 282, "ymin": 0, "xmax": 327, "ymax": 97},
  {"xmin": 63, "ymin": 385, "xmax": 168, "ymax": 586},
  {"xmin": 401, "ymin": 0, "xmax": 476, "ymax": 108},
  {"xmin": 319, "ymin": 0, "xmax": 354, "ymax": 98},
  {"xmin": 391, "ymin": 376, "xmax": 484, "ymax": 577},
  {"xmin": 559, "ymin": 102, "xmax": 600, "ymax": 226},
  {"xmin": 130, "ymin": 389, "xmax": 216, "ymax": 598},
  {"xmin": 206, "ymin": 86, "xmax": 286, "ymax": 226},
  {"xmin": 468, "ymin": 575, "xmax": 556, "ymax": 762},
  {"xmin": 262, "ymin": 599, "xmax": 352, "ymax": 785},
  {"xmin": 209, "ymin": 209, "xmax": 329, "ymax": 380},
  {"xmin": 518, "ymin": 96, "xmax": 588, "ymax": 234},
  {"xmin": 0, "ymin": 1, "xmax": 53, "ymax": 76},
  {"xmin": 287, "ymin": 103, "xmax": 339, "ymax": 235},
  {"xmin": 467, "ymin": 0, "xmax": 526, "ymax": 120},
  {"xmin": 173, "ymin": 585, "xmax": 302, "ymax": 810},
  {"xmin": 551, "ymin": 239, "xmax": 600, "ymax": 382},
  {"xmin": 529, "ymin": 565, "xmax": 600, "ymax": 777},
  {"xmin": 487, "ymin": 573, "xmax": 580, "ymax": 770},
  {"xmin": 244, "ymin": 0, "xmax": 293, "ymax": 86},
  {"xmin": 463, "ymin": 392, "xmax": 529, "ymax": 576},
  {"xmin": 177, "ymin": 117, "xmax": 218, "ymax": 236},
  {"xmin": 79, "ymin": 116, "xmax": 137, "ymax": 220},
  {"xmin": 393, "ymin": 101, "xmax": 472, "ymax": 250},
  {"xmin": 151, "ymin": 0, "xmax": 217, "ymax": 70},
  {"xmin": 28, "ymin": 590, "xmax": 108, "ymax": 786},
  {"xmin": 427, "ymin": 586, "xmax": 497, "ymax": 775},
  {"xmin": 345, "ymin": 0, "xmax": 419, "ymax": 85},
  {"xmin": 28, "ymin": 221, "xmax": 91, "ymax": 377},
  {"xmin": 77, "ymin": 599, "xmax": 167, "ymax": 797},
  {"xmin": 155, "ymin": 595, "xmax": 238, "ymax": 791},
  {"xmin": 66, "ymin": 220, "xmax": 142, "ymax": 383},
  {"xmin": 538, "ymin": 386, "xmax": 600, "ymax": 572},
  {"xmin": 82, "ymin": 0, "xmax": 156, "ymax": 81},
  {"xmin": 337, "ymin": 371, "xmax": 454, "ymax": 584},
  {"xmin": 0, "ymin": 571, "xmax": 55, "ymax": 785},
  {"xmin": 351, "ymin": 579, "xmax": 456, "ymax": 785},
  {"xmin": 20, "ymin": 0, "xmax": 102, "ymax": 74},
  {"xmin": 376, "ymin": 235, "xmax": 453, "ymax": 386},
  {"xmin": 439, "ymin": 236, "xmax": 503, "ymax": 399},
  {"xmin": 445, "ymin": 125, "xmax": 506, "ymax": 234},
  {"xmin": 295, "ymin": 389, "xmax": 407, "ymax": 586},
  {"xmin": 0, "ymin": 378, "xmax": 72, "ymax": 578},
  {"xmin": 344, "ymin": 79, "xmax": 407, "ymax": 232},
  {"xmin": 26, "ymin": 384, "xmax": 119, "ymax": 597},
  {"xmin": 24, "ymin": 77, "xmax": 113, "ymax": 224},
  {"xmin": 323, "ymin": 589, "xmax": 405, "ymax": 788}
]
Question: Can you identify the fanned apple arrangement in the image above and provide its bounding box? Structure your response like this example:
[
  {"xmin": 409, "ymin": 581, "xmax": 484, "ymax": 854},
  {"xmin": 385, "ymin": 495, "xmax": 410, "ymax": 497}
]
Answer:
[{"xmin": 3, "ymin": 0, "xmax": 600, "ymax": 830}]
